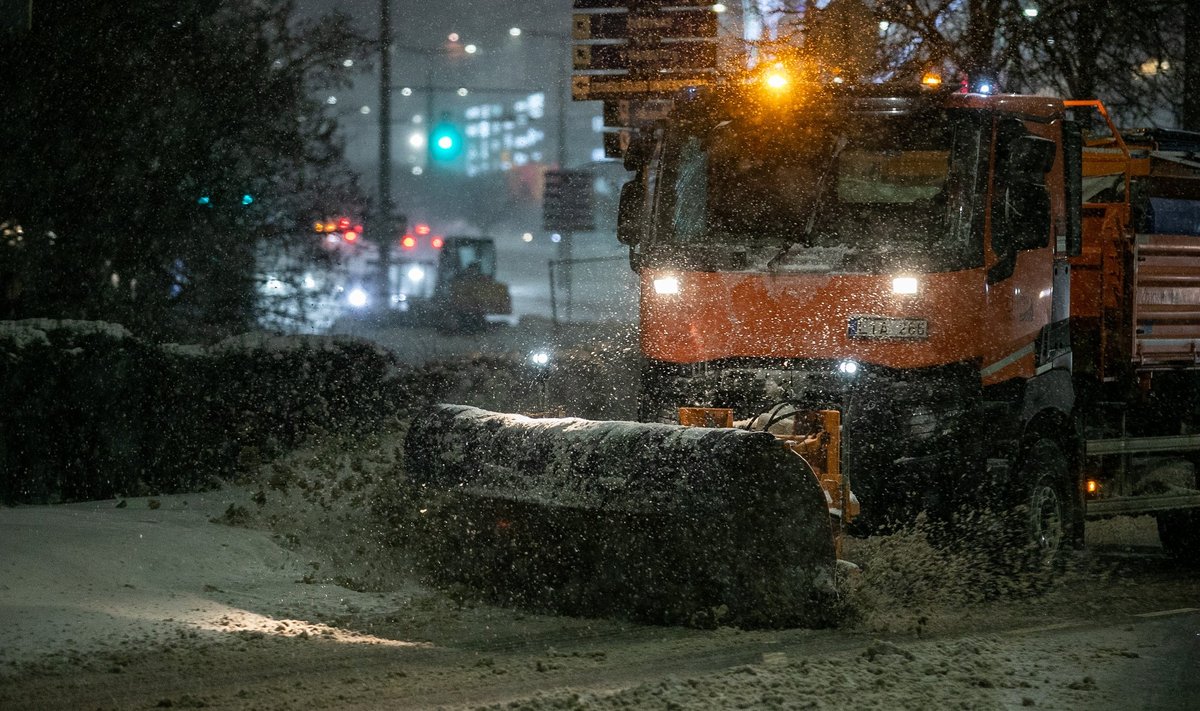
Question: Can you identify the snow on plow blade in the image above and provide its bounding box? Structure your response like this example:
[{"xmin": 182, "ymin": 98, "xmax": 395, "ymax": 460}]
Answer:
[{"xmin": 404, "ymin": 404, "xmax": 838, "ymax": 628}]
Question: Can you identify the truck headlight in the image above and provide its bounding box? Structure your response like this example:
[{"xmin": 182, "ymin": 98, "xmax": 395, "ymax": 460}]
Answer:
[
  {"xmin": 892, "ymin": 276, "xmax": 919, "ymax": 295},
  {"xmin": 653, "ymin": 275, "xmax": 681, "ymax": 295}
]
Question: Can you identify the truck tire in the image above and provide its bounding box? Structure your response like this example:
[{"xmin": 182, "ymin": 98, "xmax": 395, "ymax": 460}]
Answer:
[
  {"xmin": 1154, "ymin": 450, "xmax": 1200, "ymax": 564},
  {"xmin": 1156, "ymin": 512, "xmax": 1200, "ymax": 563},
  {"xmin": 1008, "ymin": 438, "xmax": 1074, "ymax": 573}
]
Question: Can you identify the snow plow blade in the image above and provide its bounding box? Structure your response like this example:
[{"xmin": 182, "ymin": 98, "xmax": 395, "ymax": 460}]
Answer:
[{"xmin": 403, "ymin": 404, "xmax": 838, "ymax": 629}]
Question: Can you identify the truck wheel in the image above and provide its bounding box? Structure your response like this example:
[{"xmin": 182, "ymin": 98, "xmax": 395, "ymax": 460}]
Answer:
[
  {"xmin": 1156, "ymin": 512, "xmax": 1200, "ymax": 564},
  {"xmin": 1155, "ymin": 453, "xmax": 1200, "ymax": 564},
  {"xmin": 1008, "ymin": 439, "xmax": 1074, "ymax": 573}
]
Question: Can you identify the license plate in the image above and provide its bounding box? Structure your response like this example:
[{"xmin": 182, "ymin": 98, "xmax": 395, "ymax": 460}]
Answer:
[{"xmin": 848, "ymin": 316, "xmax": 928, "ymax": 340}]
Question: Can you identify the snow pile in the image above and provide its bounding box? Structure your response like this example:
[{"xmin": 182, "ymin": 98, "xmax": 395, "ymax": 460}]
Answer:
[
  {"xmin": 0, "ymin": 491, "xmax": 414, "ymax": 674},
  {"xmin": 1, "ymin": 319, "xmax": 411, "ymax": 505},
  {"xmin": 477, "ymin": 637, "xmax": 1036, "ymax": 710},
  {"xmin": 836, "ymin": 513, "xmax": 1084, "ymax": 636},
  {"xmin": 214, "ymin": 427, "xmax": 419, "ymax": 596}
]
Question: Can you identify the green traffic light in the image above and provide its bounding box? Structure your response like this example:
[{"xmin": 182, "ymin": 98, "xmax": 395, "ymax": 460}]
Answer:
[{"xmin": 429, "ymin": 123, "xmax": 462, "ymax": 161}]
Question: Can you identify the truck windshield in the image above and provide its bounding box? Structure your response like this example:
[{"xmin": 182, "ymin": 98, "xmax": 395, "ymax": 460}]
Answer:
[{"xmin": 653, "ymin": 108, "xmax": 988, "ymax": 273}]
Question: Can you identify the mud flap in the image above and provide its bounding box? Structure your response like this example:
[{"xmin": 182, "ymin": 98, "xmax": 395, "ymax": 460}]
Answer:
[{"xmin": 403, "ymin": 404, "xmax": 838, "ymax": 628}]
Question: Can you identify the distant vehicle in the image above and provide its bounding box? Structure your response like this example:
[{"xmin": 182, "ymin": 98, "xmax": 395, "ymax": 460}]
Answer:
[{"xmin": 424, "ymin": 236, "xmax": 512, "ymax": 332}]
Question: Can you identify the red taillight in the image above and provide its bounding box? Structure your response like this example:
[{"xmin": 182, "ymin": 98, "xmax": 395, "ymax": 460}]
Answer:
[
  {"xmin": 415, "ymin": 223, "xmax": 431, "ymax": 236},
  {"xmin": 343, "ymin": 231, "xmax": 359, "ymax": 243},
  {"xmin": 431, "ymin": 236, "xmax": 444, "ymax": 249},
  {"xmin": 336, "ymin": 217, "xmax": 351, "ymax": 231},
  {"xmin": 401, "ymin": 235, "xmax": 417, "ymax": 249}
]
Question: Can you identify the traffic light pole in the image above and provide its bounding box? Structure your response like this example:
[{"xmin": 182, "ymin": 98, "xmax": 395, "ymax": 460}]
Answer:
[{"xmin": 377, "ymin": 0, "xmax": 394, "ymax": 310}]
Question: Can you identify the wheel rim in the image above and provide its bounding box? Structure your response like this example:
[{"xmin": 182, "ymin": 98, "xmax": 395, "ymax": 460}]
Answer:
[{"xmin": 1029, "ymin": 483, "xmax": 1064, "ymax": 559}]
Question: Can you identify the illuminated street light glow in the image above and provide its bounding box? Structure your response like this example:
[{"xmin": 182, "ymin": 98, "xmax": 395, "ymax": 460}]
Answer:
[
  {"xmin": 359, "ymin": 105, "xmax": 371, "ymax": 114},
  {"xmin": 412, "ymin": 166, "xmax": 424, "ymax": 175},
  {"xmin": 464, "ymin": 44, "xmax": 477, "ymax": 54},
  {"xmin": 521, "ymin": 232, "xmax": 533, "ymax": 243},
  {"xmin": 400, "ymin": 87, "xmax": 413, "ymax": 96},
  {"xmin": 448, "ymin": 32, "xmax": 459, "ymax": 42},
  {"xmin": 326, "ymin": 95, "xmax": 337, "ymax": 104},
  {"xmin": 408, "ymin": 132, "xmax": 425, "ymax": 148},
  {"xmin": 1023, "ymin": 7, "xmax": 1038, "ymax": 18},
  {"xmin": 347, "ymin": 287, "xmax": 369, "ymax": 308},
  {"xmin": 456, "ymin": 87, "xmax": 468, "ymax": 97},
  {"xmin": 407, "ymin": 266, "xmax": 426, "ymax": 282},
  {"xmin": 342, "ymin": 58, "xmax": 354, "ymax": 67},
  {"xmin": 509, "ymin": 27, "xmax": 521, "ymax": 37},
  {"xmin": 759, "ymin": 62, "xmax": 790, "ymax": 92},
  {"xmin": 550, "ymin": 233, "xmax": 561, "ymax": 243},
  {"xmin": 712, "ymin": 3, "xmax": 727, "ymax": 12},
  {"xmin": 879, "ymin": 20, "xmax": 890, "ymax": 30},
  {"xmin": 1140, "ymin": 59, "xmax": 1169, "ymax": 76}
]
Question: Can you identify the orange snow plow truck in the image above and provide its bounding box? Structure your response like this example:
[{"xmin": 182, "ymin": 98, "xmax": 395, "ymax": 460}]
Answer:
[{"xmin": 405, "ymin": 65, "xmax": 1200, "ymax": 628}]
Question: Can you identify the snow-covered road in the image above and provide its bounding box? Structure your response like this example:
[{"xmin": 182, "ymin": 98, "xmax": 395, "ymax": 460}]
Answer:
[{"xmin": 3, "ymin": 439, "xmax": 1199, "ymax": 710}]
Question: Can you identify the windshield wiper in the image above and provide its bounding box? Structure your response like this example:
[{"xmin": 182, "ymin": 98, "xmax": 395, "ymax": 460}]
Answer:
[{"xmin": 767, "ymin": 133, "xmax": 848, "ymax": 270}]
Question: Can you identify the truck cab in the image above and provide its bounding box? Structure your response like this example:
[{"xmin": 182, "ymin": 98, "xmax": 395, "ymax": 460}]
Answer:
[{"xmin": 618, "ymin": 71, "xmax": 1200, "ymax": 559}]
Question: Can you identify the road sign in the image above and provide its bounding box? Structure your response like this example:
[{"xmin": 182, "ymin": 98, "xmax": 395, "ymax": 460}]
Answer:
[
  {"xmin": 572, "ymin": 73, "xmax": 712, "ymax": 101},
  {"xmin": 572, "ymin": 9, "xmax": 717, "ymax": 41},
  {"xmin": 602, "ymin": 98, "xmax": 674, "ymax": 127},
  {"xmin": 573, "ymin": 40, "xmax": 716, "ymax": 72},
  {"xmin": 543, "ymin": 170, "xmax": 595, "ymax": 233}
]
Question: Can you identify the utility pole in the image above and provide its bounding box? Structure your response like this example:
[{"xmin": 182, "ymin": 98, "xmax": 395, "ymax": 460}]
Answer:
[
  {"xmin": 553, "ymin": 40, "xmax": 574, "ymax": 321},
  {"xmin": 377, "ymin": 0, "xmax": 394, "ymax": 310},
  {"xmin": 1186, "ymin": 0, "xmax": 1200, "ymax": 131}
]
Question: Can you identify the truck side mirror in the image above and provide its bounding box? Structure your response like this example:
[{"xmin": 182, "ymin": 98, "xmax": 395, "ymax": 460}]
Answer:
[
  {"xmin": 993, "ymin": 133, "xmax": 1055, "ymax": 258},
  {"xmin": 616, "ymin": 178, "xmax": 646, "ymax": 246},
  {"xmin": 623, "ymin": 133, "xmax": 654, "ymax": 171},
  {"xmin": 1063, "ymin": 121, "xmax": 1083, "ymax": 257}
]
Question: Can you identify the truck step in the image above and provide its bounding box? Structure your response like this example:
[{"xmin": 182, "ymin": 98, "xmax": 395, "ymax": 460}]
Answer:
[
  {"xmin": 1085, "ymin": 433, "xmax": 1200, "ymax": 456},
  {"xmin": 1085, "ymin": 490, "xmax": 1200, "ymax": 518}
]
